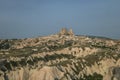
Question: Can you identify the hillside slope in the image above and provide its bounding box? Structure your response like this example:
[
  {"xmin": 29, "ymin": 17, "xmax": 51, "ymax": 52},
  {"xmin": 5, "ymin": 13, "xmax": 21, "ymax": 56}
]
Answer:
[{"xmin": 0, "ymin": 29, "xmax": 120, "ymax": 80}]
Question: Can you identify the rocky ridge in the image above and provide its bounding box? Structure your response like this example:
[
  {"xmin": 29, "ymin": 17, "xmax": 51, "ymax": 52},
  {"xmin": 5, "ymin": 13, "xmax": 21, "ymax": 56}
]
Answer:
[{"xmin": 0, "ymin": 28, "xmax": 120, "ymax": 80}]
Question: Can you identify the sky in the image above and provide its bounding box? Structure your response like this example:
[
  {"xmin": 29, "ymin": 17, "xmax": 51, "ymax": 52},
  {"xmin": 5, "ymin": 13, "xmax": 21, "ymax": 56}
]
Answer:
[{"xmin": 0, "ymin": 0, "xmax": 120, "ymax": 39}]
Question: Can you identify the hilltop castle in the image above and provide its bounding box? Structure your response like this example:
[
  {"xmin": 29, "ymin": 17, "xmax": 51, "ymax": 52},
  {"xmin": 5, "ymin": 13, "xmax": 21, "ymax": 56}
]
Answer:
[{"xmin": 59, "ymin": 28, "xmax": 74, "ymax": 36}]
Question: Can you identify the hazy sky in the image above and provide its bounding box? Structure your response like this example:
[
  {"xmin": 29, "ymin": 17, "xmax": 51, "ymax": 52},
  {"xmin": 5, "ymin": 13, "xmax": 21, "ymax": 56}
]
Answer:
[{"xmin": 0, "ymin": 0, "xmax": 120, "ymax": 39}]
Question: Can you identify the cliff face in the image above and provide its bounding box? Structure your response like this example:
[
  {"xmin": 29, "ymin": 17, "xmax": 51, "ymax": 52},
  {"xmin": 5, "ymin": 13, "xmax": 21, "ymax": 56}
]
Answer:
[{"xmin": 0, "ymin": 29, "xmax": 120, "ymax": 80}]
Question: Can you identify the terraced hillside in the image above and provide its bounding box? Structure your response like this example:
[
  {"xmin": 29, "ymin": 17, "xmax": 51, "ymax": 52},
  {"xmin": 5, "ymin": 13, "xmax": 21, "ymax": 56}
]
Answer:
[{"xmin": 0, "ymin": 29, "xmax": 120, "ymax": 80}]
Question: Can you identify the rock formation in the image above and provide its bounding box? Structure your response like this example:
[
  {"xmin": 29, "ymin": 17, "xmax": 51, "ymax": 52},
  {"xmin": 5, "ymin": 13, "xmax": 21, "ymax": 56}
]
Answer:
[
  {"xmin": 103, "ymin": 66, "xmax": 120, "ymax": 80},
  {"xmin": 68, "ymin": 28, "xmax": 74, "ymax": 36},
  {"xmin": 0, "ymin": 28, "xmax": 120, "ymax": 80},
  {"xmin": 59, "ymin": 28, "xmax": 74, "ymax": 36}
]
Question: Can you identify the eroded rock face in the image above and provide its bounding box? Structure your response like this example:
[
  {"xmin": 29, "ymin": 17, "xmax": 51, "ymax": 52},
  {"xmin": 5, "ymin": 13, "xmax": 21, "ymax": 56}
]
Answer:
[
  {"xmin": 0, "ymin": 29, "xmax": 120, "ymax": 80},
  {"xmin": 103, "ymin": 66, "xmax": 120, "ymax": 80},
  {"xmin": 30, "ymin": 66, "xmax": 64, "ymax": 80},
  {"xmin": 3, "ymin": 66, "xmax": 64, "ymax": 80}
]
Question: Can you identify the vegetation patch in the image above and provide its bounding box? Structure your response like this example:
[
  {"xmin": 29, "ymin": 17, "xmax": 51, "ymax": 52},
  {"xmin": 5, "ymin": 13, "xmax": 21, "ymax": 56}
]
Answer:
[{"xmin": 80, "ymin": 73, "xmax": 103, "ymax": 80}]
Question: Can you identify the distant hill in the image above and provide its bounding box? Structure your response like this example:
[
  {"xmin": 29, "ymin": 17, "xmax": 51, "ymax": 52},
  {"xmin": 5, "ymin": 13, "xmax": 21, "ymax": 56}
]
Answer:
[{"xmin": 0, "ymin": 28, "xmax": 120, "ymax": 80}]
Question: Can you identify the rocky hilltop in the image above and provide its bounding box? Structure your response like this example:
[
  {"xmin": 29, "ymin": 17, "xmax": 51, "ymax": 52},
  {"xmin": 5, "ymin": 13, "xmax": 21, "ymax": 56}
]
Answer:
[{"xmin": 0, "ymin": 28, "xmax": 120, "ymax": 80}]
